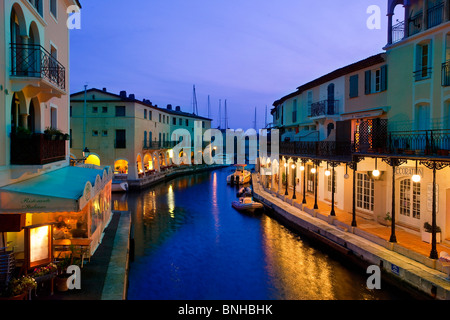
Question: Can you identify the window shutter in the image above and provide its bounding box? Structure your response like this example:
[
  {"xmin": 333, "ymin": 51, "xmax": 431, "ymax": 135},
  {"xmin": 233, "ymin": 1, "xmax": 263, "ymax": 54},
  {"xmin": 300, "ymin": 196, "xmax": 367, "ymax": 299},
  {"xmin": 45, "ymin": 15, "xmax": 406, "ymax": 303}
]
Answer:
[
  {"xmin": 349, "ymin": 75, "xmax": 359, "ymax": 98},
  {"xmin": 365, "ymin": 70, "xmax": 371, "ymax": 95},
  {"xmin": 380, "ymin": 65, "xmax": 388, "ymax": 91}
]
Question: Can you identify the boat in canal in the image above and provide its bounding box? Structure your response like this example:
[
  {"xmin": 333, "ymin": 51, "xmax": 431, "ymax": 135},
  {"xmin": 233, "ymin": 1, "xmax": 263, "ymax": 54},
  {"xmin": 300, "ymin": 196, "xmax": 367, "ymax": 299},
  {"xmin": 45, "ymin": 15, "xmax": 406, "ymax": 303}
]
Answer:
[
  {"xmin": 231, "ymin": 197, "xmax": 263, "ymax": 213},
  {"xmin": 236, "ymin": 186, "xmax": 252, "ymax": 197},
  {"xmin": 112, "ymin": 180, "xmax": 129, "ymax": 193},
  {"xmin": 227, "ymin": 164, "xmax": 251, "ymax": 185}
]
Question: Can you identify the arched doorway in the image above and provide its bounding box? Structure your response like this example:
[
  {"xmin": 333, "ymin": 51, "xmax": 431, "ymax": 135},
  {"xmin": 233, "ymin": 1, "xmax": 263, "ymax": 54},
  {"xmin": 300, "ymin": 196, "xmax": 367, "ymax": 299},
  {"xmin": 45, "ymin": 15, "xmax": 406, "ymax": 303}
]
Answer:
[{"xmin": 114, "ymin": 159, "xmax": 129, "ymax": 174}]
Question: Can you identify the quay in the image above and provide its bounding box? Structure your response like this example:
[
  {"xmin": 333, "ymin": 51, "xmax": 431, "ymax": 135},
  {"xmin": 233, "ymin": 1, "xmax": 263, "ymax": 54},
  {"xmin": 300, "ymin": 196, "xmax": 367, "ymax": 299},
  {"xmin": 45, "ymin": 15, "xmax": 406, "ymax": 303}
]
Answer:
[{"xmin": 252, "ymin": 173, "xmax": 450, "ymax": 300}]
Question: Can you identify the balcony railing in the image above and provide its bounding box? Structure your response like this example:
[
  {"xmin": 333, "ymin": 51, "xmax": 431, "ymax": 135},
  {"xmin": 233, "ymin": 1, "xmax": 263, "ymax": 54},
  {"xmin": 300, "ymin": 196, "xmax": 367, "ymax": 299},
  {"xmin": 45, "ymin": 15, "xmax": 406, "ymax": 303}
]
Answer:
[
  {"xmin": 442, "ymin": 61, "xmax": 450, "ymax": 86},
  {"xmin": 353, "ymin": 129, "xmax": 450, "ymax": 157},
  {"xmin": 10, "ymin": 43, "xmax": 66, "ymax": 91},
  {"xmin": 309, "ymin": 100, "xmax": 339, "ymax": 118},
  {"xmin": 280, "ymin": 141, "xmax": 352, "ymax": 161},
  {"xmin": 10, "ymin": 133, "xmax": 66, "ymax": 165},
  {"xmin": 414, "ymin": 67, "xmax": 432, "ymax": 81},
  {"xmin": 392, "ymin": 20, "xmax": 405, "ymax": 44}
]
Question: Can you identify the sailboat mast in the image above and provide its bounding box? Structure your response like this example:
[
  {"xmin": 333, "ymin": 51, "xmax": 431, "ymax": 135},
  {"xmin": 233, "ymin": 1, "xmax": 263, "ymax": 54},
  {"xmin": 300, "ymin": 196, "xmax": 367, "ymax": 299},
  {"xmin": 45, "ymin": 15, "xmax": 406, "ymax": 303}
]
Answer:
[
  {"xmin": 224, "ymin": 99, "xmax": 228, "ymax": 129},
  {"xmin": 218, "ymin": 99, "xmax": 222, "ymax": 129},
  {"xmin": 192, "ymin": 85, "xmax": 198, "ymax": 115}
]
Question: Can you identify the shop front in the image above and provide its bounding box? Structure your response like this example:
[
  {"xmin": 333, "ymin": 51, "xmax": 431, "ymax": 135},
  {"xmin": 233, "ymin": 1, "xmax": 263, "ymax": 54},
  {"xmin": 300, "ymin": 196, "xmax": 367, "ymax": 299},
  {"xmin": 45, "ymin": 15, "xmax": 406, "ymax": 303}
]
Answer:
[{"xmin": 0, "ymin": 166, "xmax": 113, "ymax": 258}]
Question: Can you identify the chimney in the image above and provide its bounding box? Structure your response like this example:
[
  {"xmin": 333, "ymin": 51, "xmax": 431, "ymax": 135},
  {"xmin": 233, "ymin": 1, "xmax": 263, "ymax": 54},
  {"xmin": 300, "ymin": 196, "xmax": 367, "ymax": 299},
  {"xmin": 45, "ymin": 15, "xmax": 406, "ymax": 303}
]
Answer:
[
  {"xmin": 175, "ymin": 106, "xmax": 181, "ymax": 112},
  {"xmin": 119, "ymin": 90, "xmax": 127, "ymax": 98},
  {"xmin": 129, "ymin": 94, "xmax": 135, "ymax": 100},
  {"xmin": 102, "ymin": 87, "xmax": 107, "ymax": 92},
  {"xmin": 167, "ymin": 104, "xmax": 172, "ymax": 110}
]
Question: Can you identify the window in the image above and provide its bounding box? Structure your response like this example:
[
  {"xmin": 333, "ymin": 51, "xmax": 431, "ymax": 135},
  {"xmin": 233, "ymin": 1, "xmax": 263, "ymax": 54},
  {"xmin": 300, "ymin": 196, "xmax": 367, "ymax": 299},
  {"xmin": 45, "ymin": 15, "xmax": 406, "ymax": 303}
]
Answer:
[
  {"xmin": 349, "ymin": 75, "xmax": 359, "ymax": 98},
  {"xmin": 115, "ymin": 106, "xmax": 126, "ymax": 117},
  {"xmin": 365, "ymin": 65, "xmax": 387, "ymax": 94},
  {"xmin": 29, "ymin": 0, "xmax": 43, "ymax": 16},
  {"xmin": 149, "ymin": 111, "xmax": 152, "ymax": 120},
  {"xmin": 92, "ymin": 107, "xmax": 98, "ymax": 113},
  {"xmin": 327, "ymin": 170, "xmax": 337, "ymax": 193},
  {"xmin": 70, "ymin": 106, "xmax": 72, "ymax": 117},
  {"xmin": 159, "ymin": 114, "xmax": 161, "ymax": 122},
  {"xmin": 115, "ymin": 130, "xmax": 126, "ymax": 148},
  {"xmin": 173, "ymin": 117, "xmax": 177, "ymax": 125},
  {"xmin": 50, "ymin": 0, "xmax": 57, "ymax": 19},
  {"xmin": 307, "ymin": 91, "xmax": 313, "ymax": 116},
  {"xmin": 292, "ymin": 99, "xmax": 297, "ymax": 123},
  {"xmin": 51, "ymin": 107, "xmax": 57, "ymax": 129},
  {"xmin": 102, "ymin": 130, "xmax": 108, "ymax": 137},
  {"xmin": 102, "ymin": 106, "xmax": 108, "ymax": 113},
  {"xmin": 415, "ymin": 104, "xmax": 430, "ymax": 131},
  {"xmin": 144, "ymin": 109, "xmax": 147, "ymax": 119},
  {"xmin": 92, "ymin": 130, "xmax": 99, "ymax": 136},
  {"xmin": 400, "ymin": 179, "xmax": 421, "ymax": 219},
  {"xmin": 356, "ymin": 173, "xmax": 374, "ymax": 211},
  {"xmin": 415, "ymin": 43, "xmax": 432, "ymax": 81},
  {"xmin": 186, "ymin": 119, "xmax": 189, "ymax": 126}
]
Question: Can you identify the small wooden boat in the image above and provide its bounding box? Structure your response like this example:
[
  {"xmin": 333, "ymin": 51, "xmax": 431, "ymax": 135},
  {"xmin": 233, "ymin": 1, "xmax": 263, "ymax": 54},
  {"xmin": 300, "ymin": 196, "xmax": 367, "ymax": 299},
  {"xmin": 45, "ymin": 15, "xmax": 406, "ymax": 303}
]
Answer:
[
  {"xmin": 227, "ymin": 164, "xmax": 251, "ymax": 185},
  {"xmin": 112, "ymin": 180, "xmax": 128, "ymax": 193},
  {"xmin": 232, "ymin": 197, "xmax": 263, "ymax": 213}
]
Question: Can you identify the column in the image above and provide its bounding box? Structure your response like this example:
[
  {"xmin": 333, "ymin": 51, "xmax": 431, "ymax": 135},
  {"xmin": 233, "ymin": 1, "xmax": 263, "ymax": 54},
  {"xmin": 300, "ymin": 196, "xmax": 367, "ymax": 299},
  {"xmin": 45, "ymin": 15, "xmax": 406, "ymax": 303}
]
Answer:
[{"xmin": 387, "ymin": 13, "xmax": 393, "ymax": 45}]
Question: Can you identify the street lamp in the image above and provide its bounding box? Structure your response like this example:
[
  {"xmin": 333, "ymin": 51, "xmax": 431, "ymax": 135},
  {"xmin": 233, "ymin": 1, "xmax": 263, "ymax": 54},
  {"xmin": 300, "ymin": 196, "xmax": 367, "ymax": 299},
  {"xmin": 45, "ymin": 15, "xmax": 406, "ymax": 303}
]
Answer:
[
  {"xmin": 412, "ymin": 160, "xmax": 421, "ymax": 183},
  {"xmin": 284, "ymin": 162, "xmax": 289, "ymax": 196},
  {"xmin": 291, "ymin": 163, "xmax": 296, "ymax": 200},
  {"xmin": 301, "ymin": 160, "xmax": 307, "ymax": 204},
  {"xmin": 372, "ymin": 158, "xmax": 380, "ymax": 178},
  {"xmin": 71, "ymin": 147, "xmax": 90, "ymax": 166}
]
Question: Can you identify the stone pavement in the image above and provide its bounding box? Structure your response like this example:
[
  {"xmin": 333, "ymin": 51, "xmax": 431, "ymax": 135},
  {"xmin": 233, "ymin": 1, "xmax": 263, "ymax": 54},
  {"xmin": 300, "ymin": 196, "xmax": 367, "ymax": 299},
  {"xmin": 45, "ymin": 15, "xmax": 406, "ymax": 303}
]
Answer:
[
  {"xmin": 33, "ymin": 211, "xmax": 131, "ymax": 300},
  {"xmin": 253, "ymin": 174, "xmax": 450, "ymax": 299}
]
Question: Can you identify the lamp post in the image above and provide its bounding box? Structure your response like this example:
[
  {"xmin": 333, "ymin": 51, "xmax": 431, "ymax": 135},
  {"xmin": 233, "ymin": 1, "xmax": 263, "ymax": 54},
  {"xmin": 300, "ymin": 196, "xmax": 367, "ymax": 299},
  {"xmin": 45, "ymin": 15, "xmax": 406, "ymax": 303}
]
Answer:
[
  {"xmin": 284, "ymin": 162, "xmax": 289, "ymax": 196},
  {"xmin": 291, "ymin": 163, "xmax": 296, "ymax": 200},
  {"xmin": 301, "ymin": 159, "xmax": 307, "ymax": 204},
  {"xmin": 313, "ymin": 161, "xmax": 319, "ymax": 210}
]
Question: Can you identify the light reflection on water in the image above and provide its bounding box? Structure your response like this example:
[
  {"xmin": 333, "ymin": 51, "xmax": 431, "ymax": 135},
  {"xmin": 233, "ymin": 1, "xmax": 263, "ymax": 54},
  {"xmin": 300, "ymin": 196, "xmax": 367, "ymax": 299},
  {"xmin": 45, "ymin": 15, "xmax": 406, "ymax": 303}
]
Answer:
[{"xmin": 115, "ymin": 167, "xmax": 413, "ymax": 300}]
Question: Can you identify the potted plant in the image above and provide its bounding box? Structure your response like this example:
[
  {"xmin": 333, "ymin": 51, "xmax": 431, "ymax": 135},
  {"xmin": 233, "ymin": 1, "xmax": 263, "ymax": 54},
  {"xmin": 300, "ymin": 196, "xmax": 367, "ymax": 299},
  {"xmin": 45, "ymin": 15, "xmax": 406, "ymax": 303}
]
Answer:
[
  {"xmin": 32, "ymin": 263, "xmax": 58, "ymax": 282},
  {"xmin": 0, "ymin": 276, "xmax": 37, "ymax": 300},
  {"xmin": 422, "ymin": 222, "xmax": 442, "ymax": 244},
  {"xmin": 15, "ymin": 126, "xmax": 33, "ymax": 139},
  {"xmin": 44, "ymin": 127, "xmax": 64, "ymax": 140},
  {"xmin": 378, "ymin": 212, "xmax": 392, "ymax": 227},
  {"xmin": 55, "ymin": 255, "xmax": 73, "ymax": 292}
]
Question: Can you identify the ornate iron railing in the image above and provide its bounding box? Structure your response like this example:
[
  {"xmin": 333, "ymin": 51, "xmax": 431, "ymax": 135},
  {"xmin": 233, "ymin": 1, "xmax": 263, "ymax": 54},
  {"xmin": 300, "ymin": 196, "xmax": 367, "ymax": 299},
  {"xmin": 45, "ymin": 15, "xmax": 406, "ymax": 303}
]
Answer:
[
  {"xmin": 280, "ymin": 141, "xmax": 352, "ymax": 161},
  {"xmin": 414, "ymin": 67, "xmax": 432, "ymax": 81},
  {"xmin": 388, "ymin": 129, "xmax": 450, "ymax": 156},
  {"xmin": 309, "ymin": 100, "xmax": 339, "ymax": 118},
  {"xmin": 442, "ymin": 61, "xmax": 450, "ymax": 86},
  {"xmin": 10, "ymin": 133, "xmax": 66, "ymax": 165},
  {"xmin": 10, "ymin": 43, "xmax": 66, "ymax": 91},
  {"xmin": 392, "ymin": 21, "xmax": 405, "ymax": 44}
]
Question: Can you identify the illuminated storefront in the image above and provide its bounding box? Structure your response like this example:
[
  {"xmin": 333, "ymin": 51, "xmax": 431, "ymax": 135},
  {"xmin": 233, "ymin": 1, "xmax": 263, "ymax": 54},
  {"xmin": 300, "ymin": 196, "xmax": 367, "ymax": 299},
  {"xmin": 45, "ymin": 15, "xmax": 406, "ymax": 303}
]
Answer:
[{"xmin": 0, "ymin": 166, "xmax": 113, "ymax": 256}]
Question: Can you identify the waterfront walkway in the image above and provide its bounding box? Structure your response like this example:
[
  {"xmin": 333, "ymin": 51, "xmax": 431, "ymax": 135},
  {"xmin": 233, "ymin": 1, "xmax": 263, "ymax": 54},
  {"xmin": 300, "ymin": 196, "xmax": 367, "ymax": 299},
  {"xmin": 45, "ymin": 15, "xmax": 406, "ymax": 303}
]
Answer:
[{"xmin": 252, "ymin": 174, "xmax": 450, "ymax": 299}]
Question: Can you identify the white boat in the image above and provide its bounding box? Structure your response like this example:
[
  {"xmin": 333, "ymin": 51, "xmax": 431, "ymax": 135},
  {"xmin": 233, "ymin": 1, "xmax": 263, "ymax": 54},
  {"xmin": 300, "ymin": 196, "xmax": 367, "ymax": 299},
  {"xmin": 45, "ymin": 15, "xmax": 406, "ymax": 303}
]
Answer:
[
  {"xmin": 232, "ymin": 197, "xmax": 263, "ymax": 213},
  {"xmin": 112, "ymin": 180, "xmax": 128, "ymax": 193},
  {"xmin": 227, "ymin": 165, "xmax": 251, "ymax": 185}
]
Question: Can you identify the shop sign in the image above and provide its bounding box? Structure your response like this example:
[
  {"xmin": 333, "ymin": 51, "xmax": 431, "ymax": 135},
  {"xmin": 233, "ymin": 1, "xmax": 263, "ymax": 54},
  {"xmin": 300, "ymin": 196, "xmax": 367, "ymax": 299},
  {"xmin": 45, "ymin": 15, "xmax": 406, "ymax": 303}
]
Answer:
[{"xmin": 395, "ymin": 167, "xmax": 424, "ymax": 178}]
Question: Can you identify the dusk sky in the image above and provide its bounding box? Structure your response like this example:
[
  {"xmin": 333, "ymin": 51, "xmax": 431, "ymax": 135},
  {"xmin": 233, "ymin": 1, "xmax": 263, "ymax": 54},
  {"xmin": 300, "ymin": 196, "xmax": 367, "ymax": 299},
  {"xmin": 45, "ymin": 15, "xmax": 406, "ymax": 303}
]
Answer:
[{"xmin": 70, "ymin": 0, "xmax": 389, "ymax": 130}]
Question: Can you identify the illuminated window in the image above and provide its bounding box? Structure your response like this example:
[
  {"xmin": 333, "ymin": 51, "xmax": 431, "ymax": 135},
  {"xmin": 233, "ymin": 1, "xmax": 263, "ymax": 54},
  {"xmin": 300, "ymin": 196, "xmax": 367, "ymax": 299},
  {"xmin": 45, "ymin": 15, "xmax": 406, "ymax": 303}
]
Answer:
[{"xmin": 400, "ymin": 179, "xmax": 421, "ymax": 219}]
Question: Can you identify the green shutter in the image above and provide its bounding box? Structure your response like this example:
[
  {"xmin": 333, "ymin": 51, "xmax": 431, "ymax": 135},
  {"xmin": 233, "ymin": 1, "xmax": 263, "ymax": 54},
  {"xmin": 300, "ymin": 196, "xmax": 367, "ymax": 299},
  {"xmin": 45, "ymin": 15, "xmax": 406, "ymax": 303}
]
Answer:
[
  {"xmin": 365, "ymin": 70, "xmax": 371, "ymax": 95},
  {"xmin": 349, "ymin": 75, "xmax": 359, "ymax": 98},
  {"xmin": 381, "ymin": 65, "xmax": 387, "ymax": 91}
]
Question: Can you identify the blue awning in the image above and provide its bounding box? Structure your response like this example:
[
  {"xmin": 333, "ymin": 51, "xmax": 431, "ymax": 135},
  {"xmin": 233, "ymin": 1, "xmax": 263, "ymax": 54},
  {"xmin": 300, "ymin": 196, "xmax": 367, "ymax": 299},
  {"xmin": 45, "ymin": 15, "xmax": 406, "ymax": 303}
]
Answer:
[{"xmin": 0, "ymin": 166, "xmax": 112, "ymax": 213}]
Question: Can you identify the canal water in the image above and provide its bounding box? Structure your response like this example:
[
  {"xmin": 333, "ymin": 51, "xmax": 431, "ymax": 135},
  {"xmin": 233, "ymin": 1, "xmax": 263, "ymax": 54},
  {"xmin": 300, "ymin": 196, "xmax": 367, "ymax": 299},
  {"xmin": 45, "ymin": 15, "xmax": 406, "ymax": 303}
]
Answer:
[{"xmin": 114, "ymin": 167, "xmax": 416, "ymax": 300}]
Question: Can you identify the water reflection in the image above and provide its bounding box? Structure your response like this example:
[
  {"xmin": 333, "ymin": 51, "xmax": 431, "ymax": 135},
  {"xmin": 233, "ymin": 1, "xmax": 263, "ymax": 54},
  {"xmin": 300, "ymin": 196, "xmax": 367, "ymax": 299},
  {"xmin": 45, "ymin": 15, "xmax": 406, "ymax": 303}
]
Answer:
[{"xmin": 117, "ymin": 167, "xmax": 414, "ymax": 300}]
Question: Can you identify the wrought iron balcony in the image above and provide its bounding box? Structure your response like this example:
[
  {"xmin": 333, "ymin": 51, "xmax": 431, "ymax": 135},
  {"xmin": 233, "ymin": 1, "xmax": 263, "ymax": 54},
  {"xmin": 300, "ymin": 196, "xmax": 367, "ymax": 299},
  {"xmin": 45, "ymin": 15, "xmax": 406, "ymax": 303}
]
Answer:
[
  {"xmin": 309, "ymin": 100, "xmax": 340, "ymax": 118},
  {"xmin": 353, "ymin": 129, "xmax": 450, "ymax": 158},
  {"xmin": 10, "ymin": 43, "xmax": 66, "ymax": 91},
  {"xmin": 392, "ymin": 21, "xmax": 405, "ymax": 44},
  {"xmin": 280, "ymin": 141, "xmax": 352, "ymax": 161},
  {"xmin": 10, "ymin": 133, "xmax": 66, "ymax": 165},
  {"xmin": 442, "ymin": 61, "xmax": 450, "ymax": 86}
]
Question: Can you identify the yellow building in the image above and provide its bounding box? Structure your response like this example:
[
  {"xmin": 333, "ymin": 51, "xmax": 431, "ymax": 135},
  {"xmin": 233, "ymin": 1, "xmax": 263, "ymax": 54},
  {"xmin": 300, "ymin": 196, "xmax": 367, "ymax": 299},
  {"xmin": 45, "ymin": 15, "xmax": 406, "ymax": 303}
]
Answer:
[
  {"xmin": 0, "ymin": 1, "xmax": 112, "ymax": 264},
  {"xmin": 70, "ymin": 88, "xmax": 212, "ymax": 181}
]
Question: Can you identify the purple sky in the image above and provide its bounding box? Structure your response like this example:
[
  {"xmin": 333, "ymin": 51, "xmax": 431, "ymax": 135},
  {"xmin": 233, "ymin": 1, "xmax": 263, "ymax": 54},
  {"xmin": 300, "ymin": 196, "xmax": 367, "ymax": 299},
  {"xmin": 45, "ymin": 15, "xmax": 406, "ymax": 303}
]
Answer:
[{"xmin": 70, "ymin": 0, "xmax": 388, "ymax": 130}]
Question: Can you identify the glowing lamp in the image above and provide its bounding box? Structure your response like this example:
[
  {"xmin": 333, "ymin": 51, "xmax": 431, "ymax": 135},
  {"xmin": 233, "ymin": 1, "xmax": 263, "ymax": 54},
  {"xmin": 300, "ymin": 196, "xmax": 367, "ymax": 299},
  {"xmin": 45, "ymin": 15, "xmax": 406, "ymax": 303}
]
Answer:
[
  {"xmin": 300, "ymin": 165, "xmax": 305, "ymax": 171},
  {"xmin": 372, "ymin": 170, "xmax": 380, "ymax": 177},
  {"xmin": 412, "ymin": 174, "xmax": 421, "ymax": 183},
  {"xmin": 311, "ymin": 168, "xmax": 316, "ymax": 174},
  {"xmin": 325, "ymin": 170, "xmax": 331, "ymax": 177},
  {"xmin": 291, "ymin": 164, "xmax": 296, "ymax": 169}
]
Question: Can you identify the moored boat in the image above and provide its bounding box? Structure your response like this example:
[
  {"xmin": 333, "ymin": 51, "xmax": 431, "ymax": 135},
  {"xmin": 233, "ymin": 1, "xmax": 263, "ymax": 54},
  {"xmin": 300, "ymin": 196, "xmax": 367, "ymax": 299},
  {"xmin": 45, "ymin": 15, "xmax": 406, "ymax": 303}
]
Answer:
[
  {"xmin": 227, "ymin": 164, "xmax": 251, "ymax": 185},
  {"xmin": 231, "ymin": 197, "xmax": 263, "ymax": 213},
  {"xmin": 112, "ymin": 180, "xmax": 128, "ymax": 193}
]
